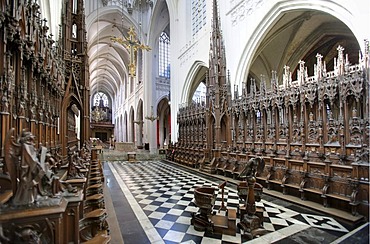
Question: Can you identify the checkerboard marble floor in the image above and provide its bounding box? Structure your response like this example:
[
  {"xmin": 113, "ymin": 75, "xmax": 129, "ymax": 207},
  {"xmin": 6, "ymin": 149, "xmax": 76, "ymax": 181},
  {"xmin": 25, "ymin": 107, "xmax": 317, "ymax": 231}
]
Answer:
[{"xmin": 104, "ymin": 161, "xmax": 369, "ymax": 244}]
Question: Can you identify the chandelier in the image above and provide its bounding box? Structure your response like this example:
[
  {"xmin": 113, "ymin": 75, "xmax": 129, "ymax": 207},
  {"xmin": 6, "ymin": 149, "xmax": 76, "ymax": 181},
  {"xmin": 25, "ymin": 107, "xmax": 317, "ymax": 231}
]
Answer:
[{"xmin": 145, "ymin": 106, "xmax": 158, "ymax": 122}]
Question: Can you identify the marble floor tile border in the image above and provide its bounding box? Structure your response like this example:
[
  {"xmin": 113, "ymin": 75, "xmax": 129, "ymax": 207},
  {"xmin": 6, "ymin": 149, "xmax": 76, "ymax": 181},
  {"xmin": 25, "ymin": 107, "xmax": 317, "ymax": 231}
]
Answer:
[
  {"xmin": 330, "ymin": 222, "xmax": 369, "ymax": 244},
  {"xmin": 301, "ymin": 213, "xmax": 348, "ymax": 232},
  {"xmin": 108, "ymin": 162, "xmax": 164, "ymax": 244},
  {"xmin": 103, "ymin": 181, "xmax": 125, "ymax": 244}
]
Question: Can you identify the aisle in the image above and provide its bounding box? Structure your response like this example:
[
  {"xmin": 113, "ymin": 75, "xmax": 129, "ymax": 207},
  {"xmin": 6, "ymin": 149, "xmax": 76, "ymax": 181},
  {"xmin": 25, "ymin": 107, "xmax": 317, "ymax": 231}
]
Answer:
[{"xmin": 104, "ymin": 161, "xmax": 369, "ymax": 244}]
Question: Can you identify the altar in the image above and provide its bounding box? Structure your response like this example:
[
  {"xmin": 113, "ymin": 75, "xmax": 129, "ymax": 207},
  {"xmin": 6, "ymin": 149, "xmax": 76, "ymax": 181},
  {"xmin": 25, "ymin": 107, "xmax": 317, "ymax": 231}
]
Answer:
[{"xmin": 115, "ymin": 142, "xmax": 135, "ymax": 152}]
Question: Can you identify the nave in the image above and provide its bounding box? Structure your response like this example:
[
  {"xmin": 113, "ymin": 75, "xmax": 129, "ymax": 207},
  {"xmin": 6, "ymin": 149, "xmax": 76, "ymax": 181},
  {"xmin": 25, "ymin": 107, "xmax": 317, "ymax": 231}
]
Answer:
[{"xmin": 103, "ymin": 159, "xmax": 369, "ymax": 244}]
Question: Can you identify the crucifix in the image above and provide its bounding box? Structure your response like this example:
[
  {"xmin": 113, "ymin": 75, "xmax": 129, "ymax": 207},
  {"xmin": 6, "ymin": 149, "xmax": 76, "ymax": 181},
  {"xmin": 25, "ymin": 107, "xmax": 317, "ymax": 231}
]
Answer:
[{"xmin": 111, "ymin": 26, "xmax": 151, "ymax": 77}]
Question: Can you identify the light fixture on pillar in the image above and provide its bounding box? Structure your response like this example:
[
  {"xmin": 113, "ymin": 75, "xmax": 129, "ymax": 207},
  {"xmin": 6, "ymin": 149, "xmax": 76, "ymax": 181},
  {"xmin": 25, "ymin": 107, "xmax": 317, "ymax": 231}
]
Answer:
[
  {"xmin": 145, "ymin": 106, "xmax": 158, "ymax": 122},
  {"xmin": 133, "ymin": 120, "xmax": 143, "ymax": 125}
]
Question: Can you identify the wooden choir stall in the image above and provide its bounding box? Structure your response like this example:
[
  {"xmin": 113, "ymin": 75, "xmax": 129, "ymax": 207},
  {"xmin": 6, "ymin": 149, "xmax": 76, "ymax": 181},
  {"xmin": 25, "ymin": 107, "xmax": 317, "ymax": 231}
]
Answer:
[
  {"xmin": 0, "ymin": 129, "xmax": 111, "ymax": 243},
  {"xmin": 0, "ymin": 0, "xmax": 110, "ymax": 243},
  {"xmin": 168, "ymin": 0, "xmax": 369, "ymax": 220}
]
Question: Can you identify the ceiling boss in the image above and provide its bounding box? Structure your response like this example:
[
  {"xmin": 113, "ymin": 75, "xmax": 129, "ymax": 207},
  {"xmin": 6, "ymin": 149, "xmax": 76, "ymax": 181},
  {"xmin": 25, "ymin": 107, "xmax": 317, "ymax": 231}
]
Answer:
[{"xmin": 111, "ymin": 26, "xmax": 151, "ymax": 77}]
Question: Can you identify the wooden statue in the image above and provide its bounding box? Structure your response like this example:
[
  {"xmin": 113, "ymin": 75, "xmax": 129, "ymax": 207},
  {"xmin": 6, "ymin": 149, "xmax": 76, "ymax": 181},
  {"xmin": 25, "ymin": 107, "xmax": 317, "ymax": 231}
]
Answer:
[
  {"xmin": 4, "ymin": 129, "xmax": 47, "ymax": 206},
  {"xmin": 237, "ymin": 157, "xmax": 269, "ymax": 240},
  {"xmin": 2, "ymin": 128, "xmax": 70, "ymax": 206}
]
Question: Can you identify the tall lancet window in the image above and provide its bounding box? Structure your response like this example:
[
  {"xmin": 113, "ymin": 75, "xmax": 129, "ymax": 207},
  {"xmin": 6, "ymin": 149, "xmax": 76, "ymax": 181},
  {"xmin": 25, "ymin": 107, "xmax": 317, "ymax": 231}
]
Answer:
[
  {"xmin": 192, "ymin": 0, "xmax": 207, "ymax": 36},
  {"xmin": 72, "ymin": 0, "xmax": 78, "ymax": 14},
  {"xmin": 159, "ymin": 32, "xmax": 170, "ymax": 78}
]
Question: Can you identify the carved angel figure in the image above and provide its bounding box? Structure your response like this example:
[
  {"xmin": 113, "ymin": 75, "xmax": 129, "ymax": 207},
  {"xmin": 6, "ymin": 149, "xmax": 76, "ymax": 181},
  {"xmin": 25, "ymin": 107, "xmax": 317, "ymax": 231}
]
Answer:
[
  {"xmin": 238, "ymin": 157, "xmax": 265, "ymax": 181},
  {"xmin": 4, "ymin": 128, "xmax": 46, "ymax": 206}
]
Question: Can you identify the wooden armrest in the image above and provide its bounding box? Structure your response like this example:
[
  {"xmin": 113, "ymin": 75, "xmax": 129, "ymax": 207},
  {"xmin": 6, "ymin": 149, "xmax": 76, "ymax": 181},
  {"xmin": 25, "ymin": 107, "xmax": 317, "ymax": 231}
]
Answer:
[
  {"xmin": 326, "ymin": 193, "xmax": 351, "ymax": 202},
  {"xmin": 82, "ymin": 233, "xmax": 111, "ymax": 244},
  {"xmin": 85, "ymin": 208, "xmax": 107, "ymax": 219},
  {"xmin": 87, "ymin": 183, "xmax": 103, "ymax": 189},
  {"xmin": 86, "ymin": 193, "xmax": 104, "ymax": 201},
  {"xmin": 0, "ymin": 190, "xmax": 13, "ymax": 205},
  {"xmin": 89, "ymin": 177, "xmax": 102, "ymax": 182},
  {"xmin": 65, "ymin": 178, "xmax": 87, "ymax": 184}
]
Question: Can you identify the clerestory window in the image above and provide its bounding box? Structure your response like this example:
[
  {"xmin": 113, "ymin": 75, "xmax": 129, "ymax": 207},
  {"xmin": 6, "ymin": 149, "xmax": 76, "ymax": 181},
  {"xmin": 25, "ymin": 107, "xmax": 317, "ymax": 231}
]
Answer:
[
  {"xmin": 192, "ymin": 0, "xmax": 207, "ymax": 36},
  {"xmin": 159, "ymin": 32, "xmax": 170, "ymax": 78}
]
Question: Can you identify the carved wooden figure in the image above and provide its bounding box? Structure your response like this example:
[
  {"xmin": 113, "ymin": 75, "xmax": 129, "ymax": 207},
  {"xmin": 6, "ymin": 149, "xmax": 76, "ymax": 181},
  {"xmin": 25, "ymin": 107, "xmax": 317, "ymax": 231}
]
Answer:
[
  {"xmin": 237, "ymin": 157, "xmax": 269, "ymax": 240},
  {"xmin": 172, "ymin": 36, "xmax": 369, "ymax": 217}
]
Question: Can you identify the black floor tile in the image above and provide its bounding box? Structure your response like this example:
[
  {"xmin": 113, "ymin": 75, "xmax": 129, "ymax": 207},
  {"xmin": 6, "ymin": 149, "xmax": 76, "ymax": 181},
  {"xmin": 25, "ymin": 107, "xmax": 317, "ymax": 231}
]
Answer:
[{"xmin": 105, "ymin": 161, "xmax": 369, "ymax": 244}]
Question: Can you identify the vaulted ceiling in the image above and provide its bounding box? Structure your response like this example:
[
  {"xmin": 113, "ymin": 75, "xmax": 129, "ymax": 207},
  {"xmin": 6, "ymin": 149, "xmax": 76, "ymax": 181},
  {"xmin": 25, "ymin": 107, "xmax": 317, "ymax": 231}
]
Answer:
[
  {"xmin": 86, "ymin": 4, "xmax": 361, "ymax": 104},
  {"xmin": 86, "ymin": 1, "xmax": 168, "ymax": 107},
  {"xmin": 87, "ymin": 7, "xmax": 135, "ymax": 102},
  {"xmin": 248, "ymin": 10, "xmax": 359, "ymax": 87}
]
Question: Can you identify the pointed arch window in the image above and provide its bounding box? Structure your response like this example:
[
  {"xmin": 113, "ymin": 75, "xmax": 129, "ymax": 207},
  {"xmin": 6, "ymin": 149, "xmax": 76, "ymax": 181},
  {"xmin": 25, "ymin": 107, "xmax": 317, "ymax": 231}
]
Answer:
[
  {"xmin": 159, "ymin": 32, "xmax": 170, "ymax": 78},
  {"xmin": 192, "ymin": 82, "xmax": 206, "ymax": 104},
  {"xmin": 91, "ymin": 92, "xmax": 111, "ymax": 123},
  {"xmin": 93, "ymin": 92, "xmax": 109, "ymax": 107},
  {"xmin": 72, "ymin": 23, "xmax": 77, "ymax": 38}
]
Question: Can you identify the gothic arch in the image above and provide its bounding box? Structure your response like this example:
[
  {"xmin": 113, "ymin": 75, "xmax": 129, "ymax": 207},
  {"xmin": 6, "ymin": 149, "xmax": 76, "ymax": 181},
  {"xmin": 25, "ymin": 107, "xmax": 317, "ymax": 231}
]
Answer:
[
  {"xmin": 136, "ymin": 99, "xmax": 144, "ymax": 148},
  {"xmin": 124, "ymin": 111, "xmax": 128, "ymax": 142},
  {"xmin": 181, "ymin": 61, "xmax": 208, "ymax": 104},
  {"xmin": 61, "ymin": 91, "xmax": 83, "ymax": 157},
  {"xmin": 119, "ymin": 114, "xmax": 123, "ymax": 142},
  {"xmin": 157, "ymin": 97, "xmax": 171, "ymax": 148},
  {"xmin": 129, "ymin": 107, "xmax": 135, "ymax": 143},
  {"xmin": 235, "ymin": 1, "xmax": 365, "ymax": 90}
]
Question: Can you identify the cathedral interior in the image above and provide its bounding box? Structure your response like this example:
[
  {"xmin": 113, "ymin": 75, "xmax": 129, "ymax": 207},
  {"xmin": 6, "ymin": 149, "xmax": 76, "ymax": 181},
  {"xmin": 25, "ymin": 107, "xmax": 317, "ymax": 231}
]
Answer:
[{"xmin": 0, "ymin": 0, "xmax": 369, "ymax": 243}]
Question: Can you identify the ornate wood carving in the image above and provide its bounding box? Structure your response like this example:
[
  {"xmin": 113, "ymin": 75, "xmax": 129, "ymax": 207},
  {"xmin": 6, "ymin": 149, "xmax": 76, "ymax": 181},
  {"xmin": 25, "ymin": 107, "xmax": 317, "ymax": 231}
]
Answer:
[{"xmin": 172, "ymin": 35, "xmax": 370, "ymax": 216}]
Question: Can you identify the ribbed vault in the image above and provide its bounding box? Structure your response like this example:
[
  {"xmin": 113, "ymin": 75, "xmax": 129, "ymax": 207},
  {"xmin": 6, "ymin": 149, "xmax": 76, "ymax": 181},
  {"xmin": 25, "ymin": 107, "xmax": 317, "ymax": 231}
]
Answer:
[
  {"xmin": 87, "ymin": 7, "xmax": 137, "ymax": 103},
  {"xmin": 247, "ymin": 10, "xmax": 359, "ymax": 89}
]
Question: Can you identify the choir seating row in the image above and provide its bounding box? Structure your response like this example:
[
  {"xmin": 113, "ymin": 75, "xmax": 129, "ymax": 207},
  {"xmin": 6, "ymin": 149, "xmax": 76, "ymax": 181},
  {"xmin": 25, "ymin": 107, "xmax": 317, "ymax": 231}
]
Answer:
[
  {"xmin": 64, "ymin": 146, "xmax": 111, "ymax": 244},
  {"xmin": 166, "ymin": 143, "xmax": 367, "ymax": 217},
  {"xmin": 214, "ymin": 151, "xmax": 247, "ymax": 179},
  {"xmin": 0, "ymin": 137, "xmax": 111, "ymax": 243},
  {"xmin": 211, "ymin": 151, "xmax": 363, "ymax": 216},
  {"xmin": 171, "ymin": 147, "xmax": 204, "ymax": 168}
]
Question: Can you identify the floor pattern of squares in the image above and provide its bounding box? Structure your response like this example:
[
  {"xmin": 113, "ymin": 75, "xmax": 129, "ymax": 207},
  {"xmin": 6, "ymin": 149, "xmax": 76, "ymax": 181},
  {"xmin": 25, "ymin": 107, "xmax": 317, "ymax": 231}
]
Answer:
[{"xmin": 107, "ymin": 161, "xmax": 367, "ymax": 244}]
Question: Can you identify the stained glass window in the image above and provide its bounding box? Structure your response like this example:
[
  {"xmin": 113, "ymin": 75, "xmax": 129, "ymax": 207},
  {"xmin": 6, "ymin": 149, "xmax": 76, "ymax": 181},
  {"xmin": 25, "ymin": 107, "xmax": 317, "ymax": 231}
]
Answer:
[{"xmin": 93, "ymin": 92, "xmax": 109, "ymax": 107}]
